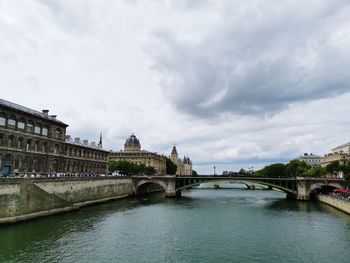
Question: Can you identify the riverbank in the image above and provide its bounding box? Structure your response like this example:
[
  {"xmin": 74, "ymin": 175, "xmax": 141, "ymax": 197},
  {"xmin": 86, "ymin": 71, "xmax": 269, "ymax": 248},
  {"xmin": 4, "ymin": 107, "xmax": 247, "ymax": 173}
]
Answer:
[
  {"xmin": 0, "ymin": 177, "xmax": 135, "ymax": 224},
  {"xmin": 316, "ymin": 195, "xmax": 350, "ymax": 215}
]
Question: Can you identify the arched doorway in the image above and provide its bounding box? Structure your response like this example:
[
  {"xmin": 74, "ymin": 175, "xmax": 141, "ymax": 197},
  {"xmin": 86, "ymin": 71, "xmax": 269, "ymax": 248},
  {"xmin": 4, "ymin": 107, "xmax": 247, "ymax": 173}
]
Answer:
[{"xmin": 2, "ymin": 154, "xmax": 14, "ymax": 177}]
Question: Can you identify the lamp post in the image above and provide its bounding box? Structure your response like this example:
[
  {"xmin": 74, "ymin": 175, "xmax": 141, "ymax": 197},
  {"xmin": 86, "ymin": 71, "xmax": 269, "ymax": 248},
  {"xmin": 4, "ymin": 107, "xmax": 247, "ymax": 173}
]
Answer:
[{"xmin": 214, "ymin": 165, "xmax": 216, "ymax": 176}]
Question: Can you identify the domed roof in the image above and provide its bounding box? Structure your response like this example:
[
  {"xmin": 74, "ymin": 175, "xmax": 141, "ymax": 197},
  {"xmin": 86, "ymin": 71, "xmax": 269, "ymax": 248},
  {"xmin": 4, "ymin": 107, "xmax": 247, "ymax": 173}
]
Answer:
[{"xmin": 125, "ymin": 134, "xmax": 140, "ymax": 146}]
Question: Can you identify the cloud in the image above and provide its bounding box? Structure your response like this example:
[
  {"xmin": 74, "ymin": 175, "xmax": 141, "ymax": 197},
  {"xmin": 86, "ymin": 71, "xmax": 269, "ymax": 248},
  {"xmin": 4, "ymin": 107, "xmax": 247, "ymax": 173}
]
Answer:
[
  {"xmin": 146, "ymin": 0, "xmax": 350, "ymax": 117},
  {"xmin": 1, "ymin": 0, "xmax": 350, "ymax": 174}
]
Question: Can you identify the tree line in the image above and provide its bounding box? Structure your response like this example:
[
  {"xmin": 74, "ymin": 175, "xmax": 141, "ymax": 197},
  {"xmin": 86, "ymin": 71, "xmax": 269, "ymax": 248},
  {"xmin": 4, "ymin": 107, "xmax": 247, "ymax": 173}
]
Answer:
[
  {"xmin": 108, "ymin": 157, "xmax": 198, "ymax": 176},
  {"xmin": 255, "ymin": 159, "xmax": 350, "ymax": 183},
  {"xmin": 108, "ymin": 160, "xmax": 157, "ymax": 175}
]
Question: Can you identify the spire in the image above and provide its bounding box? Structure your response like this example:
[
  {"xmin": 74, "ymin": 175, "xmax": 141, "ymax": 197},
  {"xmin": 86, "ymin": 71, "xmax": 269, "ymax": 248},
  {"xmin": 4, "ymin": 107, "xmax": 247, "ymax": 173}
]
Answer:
[{"xmin": 99, "ymin": 132, "xmax": 103, "ymax": 148}]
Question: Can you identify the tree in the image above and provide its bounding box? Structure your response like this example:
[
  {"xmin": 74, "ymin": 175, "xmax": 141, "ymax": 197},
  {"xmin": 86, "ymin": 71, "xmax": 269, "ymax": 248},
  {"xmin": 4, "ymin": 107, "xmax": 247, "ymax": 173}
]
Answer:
[
  {"xmin": 304, "ymin": 166, "xmax": 326, "ymax": 177},
  {"xmin": 285, "ymin": 160, "xmax": 309, "ymax": 177},
  {"xmin": 144, "ymin": 166, "xmax": 156, "ymax": 175},
  {"xmin": 108, "ymin": 160, "xmax": 118, "ymax": 173},
  {"xmin": 192, "ymin": 170, "xmax": 198, "ymax": 176},
  {"xmin": 326, "ymin": 161, "xmax": 341, "ymax": 176},
  {"xmin": 166, "ymin": 157, "xmax": 177, "ymax": 175},
  {"xmin": 264, "ymin": 163, "xmax": 286, "ymax": 177}
]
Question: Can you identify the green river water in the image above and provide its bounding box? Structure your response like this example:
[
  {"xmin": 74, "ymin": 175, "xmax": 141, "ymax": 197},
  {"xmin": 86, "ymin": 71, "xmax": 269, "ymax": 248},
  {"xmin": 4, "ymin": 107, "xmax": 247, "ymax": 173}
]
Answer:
[{"xmin": 1, "ymin": 185, "xmax": 350, "ymax": 263}]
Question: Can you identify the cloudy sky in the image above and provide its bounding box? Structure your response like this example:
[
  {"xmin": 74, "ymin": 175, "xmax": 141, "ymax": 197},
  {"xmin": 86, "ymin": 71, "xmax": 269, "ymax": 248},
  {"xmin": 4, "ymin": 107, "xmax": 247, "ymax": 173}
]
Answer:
[{"xmin": 1, "ymin": 0, "xmax": 350, "ymax": 174}]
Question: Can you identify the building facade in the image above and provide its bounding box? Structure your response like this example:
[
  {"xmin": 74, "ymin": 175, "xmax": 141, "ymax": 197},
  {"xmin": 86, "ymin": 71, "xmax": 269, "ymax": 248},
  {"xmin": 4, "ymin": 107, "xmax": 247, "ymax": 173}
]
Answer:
[
  {"xmin": 0, "ymin": 98, "xmax": 108, "ymax": 176},
  {"xmin": 170, "ymin": 145, "xmax": 192, "ymax": 176},
  {"xmin": 296, "ymin": 153, "xmax": 322, "ymax": 167},
  {"xmin": 109, "ymin": 134, "xmax": 166, "ymax": 175}
]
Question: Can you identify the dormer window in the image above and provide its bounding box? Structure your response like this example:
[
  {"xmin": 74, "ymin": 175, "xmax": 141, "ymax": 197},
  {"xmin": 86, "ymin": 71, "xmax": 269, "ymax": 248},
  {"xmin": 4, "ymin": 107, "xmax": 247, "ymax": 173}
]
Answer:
[
  {"xmin": 42, "ymin": 126, "xmax": 48, "ymax": 136},
  {"xmin": 55, "ymin": 128, "xmax": 62, "ymax": 139},
  {"xmin": 8, "ymin": 115, "xmax": 16, "ymax": 128},
  {"xmin": 0, "ymin": 113, "xmax": 6, "ymax": 126},
  {"xmin": 34, "ymin": 123, "xmax": 41, "ymax": 134},
  {"xmin": 27, "ymin": 121, "xmax": 34, "ymax": 132},
  {"xmin": 18, "ymin": 118, "xmax": 25, "ymax": 129}
]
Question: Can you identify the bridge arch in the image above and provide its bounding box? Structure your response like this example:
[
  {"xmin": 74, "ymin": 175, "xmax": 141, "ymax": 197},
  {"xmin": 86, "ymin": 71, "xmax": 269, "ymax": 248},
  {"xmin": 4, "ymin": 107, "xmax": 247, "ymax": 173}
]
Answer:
[
  {"xmin": 176, "ymin": 178, "xmax": 298, "ymax": 198},
  {"xmin": 135, "ymin": 179, "xmax": 167, "ymax": 196}
]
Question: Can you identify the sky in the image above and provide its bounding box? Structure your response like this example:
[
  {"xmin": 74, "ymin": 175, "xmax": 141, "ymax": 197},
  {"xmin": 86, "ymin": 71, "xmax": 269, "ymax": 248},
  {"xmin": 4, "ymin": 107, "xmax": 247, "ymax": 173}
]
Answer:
[{"xmin": 1, "ymin": 0, "xmax": 350, "ymax": 174}]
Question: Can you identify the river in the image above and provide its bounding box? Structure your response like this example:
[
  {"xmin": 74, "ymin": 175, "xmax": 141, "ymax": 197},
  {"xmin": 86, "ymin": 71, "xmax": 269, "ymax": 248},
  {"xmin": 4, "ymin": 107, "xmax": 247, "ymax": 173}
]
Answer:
[{"xmin": 1, "ymin": 184, "xmax": 350, "ymax": 263}]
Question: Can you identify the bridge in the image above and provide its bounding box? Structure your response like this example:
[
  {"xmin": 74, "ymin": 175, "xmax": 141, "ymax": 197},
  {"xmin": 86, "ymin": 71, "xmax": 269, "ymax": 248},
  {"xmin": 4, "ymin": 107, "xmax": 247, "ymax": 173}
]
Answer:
[{"xmin": 132, "ymin": 176, "xmax": 345, "ymax": 200}]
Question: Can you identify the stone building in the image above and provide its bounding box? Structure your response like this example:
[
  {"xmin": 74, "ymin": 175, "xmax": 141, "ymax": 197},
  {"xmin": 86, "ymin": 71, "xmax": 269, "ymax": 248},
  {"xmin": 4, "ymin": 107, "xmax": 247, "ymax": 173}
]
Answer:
[
  {"xmin": 321, "ymin": 142, "xmax": 350, "ymax": 169},
  {"xmin": 0, "ymin": 98, "xmax": 109, "ymax": 176},
  {"xmin": 109, "ymin": 134, "xmax": 166, "ymax": 175},
  {"xmin": 296, "ymin": 153, "xmax": 322, "ymax": 167},
  {"xmin": 170, "ymin": 145, "xmax": 192, "ymax": 176}
]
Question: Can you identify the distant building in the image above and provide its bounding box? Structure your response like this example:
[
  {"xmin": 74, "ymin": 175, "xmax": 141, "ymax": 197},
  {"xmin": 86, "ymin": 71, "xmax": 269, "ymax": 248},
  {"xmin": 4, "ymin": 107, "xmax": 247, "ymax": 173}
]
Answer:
[
  {"xmin": 331, "ymin": 142, "xmax": 350, "ymax": 154},
  {"xmin": 170, "ymin": 145, "xmax": 192, "ymax": 176},
  {"xmin": 296, "ymin": 153, "xmax": 321, "ymax": 167},
  {"xmin": 320, "ymin": 142, "xmax": 350, "ymax": 178},
  {"xmin": 109, "ymin": 134, "xmax": 166, "ymax": 175},
  {"xmin": 0, "ymin": 98, "xmax": 108, "ymax": 176}
]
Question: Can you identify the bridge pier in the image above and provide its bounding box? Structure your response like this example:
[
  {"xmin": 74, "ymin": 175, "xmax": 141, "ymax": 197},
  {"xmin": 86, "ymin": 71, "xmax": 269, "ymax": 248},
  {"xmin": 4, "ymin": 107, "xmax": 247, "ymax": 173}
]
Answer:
[
  {"xmin": 165, "ymin": 180, "xmax": 181, "ymax": 198},
  {"xmin": 296, "ymin": 181, "xmax": 312, "ymax": 201}
]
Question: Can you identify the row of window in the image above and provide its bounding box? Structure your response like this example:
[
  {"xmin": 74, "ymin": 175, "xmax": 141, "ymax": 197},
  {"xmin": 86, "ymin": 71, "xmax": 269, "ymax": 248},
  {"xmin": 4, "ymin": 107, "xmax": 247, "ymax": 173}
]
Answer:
[
  {"xmin": 0, "ymin": 113, "xmax": 62, "ymax": 139},
  {"xmin": 0, "ymin": 135, "xmax": 107, "ymax": 160},
  {"xmin": 0, "ymin": 153, "xmax": 106, "ymax": 172}
]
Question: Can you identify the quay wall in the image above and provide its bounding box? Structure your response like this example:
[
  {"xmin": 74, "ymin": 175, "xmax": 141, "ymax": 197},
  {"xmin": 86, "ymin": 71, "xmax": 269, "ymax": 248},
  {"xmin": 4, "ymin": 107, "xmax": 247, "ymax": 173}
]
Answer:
[
  {"xmin": 316, "ymin": 195, "xmax": 350, "ymax": 215},
  {"xmin": 0, "ymin": 177, "xmax": 135, "ymax": 224}
]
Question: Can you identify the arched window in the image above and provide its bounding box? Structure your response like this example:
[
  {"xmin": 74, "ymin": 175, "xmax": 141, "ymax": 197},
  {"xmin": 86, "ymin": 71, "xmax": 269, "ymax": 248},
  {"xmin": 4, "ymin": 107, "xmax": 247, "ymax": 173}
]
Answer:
[
  {"xmin": 8, "ymin": 135, "xmax": 14, "ymax": 148},
  {"xmin": 42, "ymin": 126, "xmax": 48, "ymax": 136},
  {"xmin": 0, "ymin": 113, "xmax": 6, "ymax": 126},
  {"xmin": 34, "ymin": 141, "xmax": 40, "ymax": 152},
  {"xmin": 55, "ymin": 128, "xmax": 61, "ymax": 139},
  {"xmin": 8, "ymin": 115, "xmax": 16, "ymax": 128},
  {"xmin": 18, "ymin": 118, "xmax": 25, "ymax": 129},
  {"xmin": 42, "ymin": 142, "xmax": 46, "ymax": 153},
  {"xmin": 18, "ymin": 137, "xmax": 23, "ymax": 149},
  {"xmin": 0, "ymin": 133, "xmax": 3, "ymax": 146},
  {"xmin": 26, "ymin": 120, "xmax": 34, "ymax": 132},
  {"xmin": 54, "ymin": 144, "xmax": 59, "ymax": 154},
  {"xmin": 26, "ymin": 139, "xmax": 32, "ymax": 151},
  {"xmin": 34, "ymin": 123, "xmax": 41, "ymax": 134}
]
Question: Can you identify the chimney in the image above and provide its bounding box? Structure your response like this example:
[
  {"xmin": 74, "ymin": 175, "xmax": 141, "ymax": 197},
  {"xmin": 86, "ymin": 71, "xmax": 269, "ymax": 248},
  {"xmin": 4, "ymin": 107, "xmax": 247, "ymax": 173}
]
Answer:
[
  {"xmin": 75, "ymin": 137, "xmax": 80, "ymax": 143},
  {"xmin": 65, "ymin": 135, "xmax": 71, "ymax": 141},
  {"xmin": 50, "ymin": 115, "xmax": 57, "ymax": 119},
  {"xmin": 91, "ymin": 141, "xmax": 96, "ymax": 147},
  {"xmin": 42, "ymin": 110, "xmax": 49, "ymax": 117},
  {"xmin": 83, "ymin": 140, "xmax": 88, "ymax": 146}
]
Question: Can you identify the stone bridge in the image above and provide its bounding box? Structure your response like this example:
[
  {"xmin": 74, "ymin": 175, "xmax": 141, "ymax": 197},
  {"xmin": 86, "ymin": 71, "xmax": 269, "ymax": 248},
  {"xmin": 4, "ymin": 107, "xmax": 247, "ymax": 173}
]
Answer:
[{"xmin": 132, "ymin": 176, "xmax": 345, "ymax": 200}]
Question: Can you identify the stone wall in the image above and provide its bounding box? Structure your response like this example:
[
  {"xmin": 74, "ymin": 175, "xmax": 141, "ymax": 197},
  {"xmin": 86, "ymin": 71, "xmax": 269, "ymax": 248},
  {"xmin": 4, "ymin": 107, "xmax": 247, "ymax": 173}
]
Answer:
[
  {"xmin": 316, "ymin": 195, "xmax": 350, "ymax": 215},
  {"xmin": 0, "ymin": 177, "xmax": 135, "ymax": 224}
]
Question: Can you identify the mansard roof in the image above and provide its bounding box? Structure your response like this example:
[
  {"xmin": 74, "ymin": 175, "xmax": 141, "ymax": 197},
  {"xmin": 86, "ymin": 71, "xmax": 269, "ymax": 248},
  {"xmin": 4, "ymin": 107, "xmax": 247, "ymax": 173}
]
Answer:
[{"xmin": 0, "ymin": 98, "xmax": 68, "ymax": 127}]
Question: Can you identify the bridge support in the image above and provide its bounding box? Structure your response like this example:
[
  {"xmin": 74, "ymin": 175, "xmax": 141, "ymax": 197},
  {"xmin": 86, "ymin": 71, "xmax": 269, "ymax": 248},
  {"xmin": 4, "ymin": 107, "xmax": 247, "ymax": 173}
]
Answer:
[
  {"xmin": 296, "ymin": 181, "xmax": 311, "ymax": 201},
  {"xmin": 165, "ymin": 180, "xmax": 181, "ymax": 198}
]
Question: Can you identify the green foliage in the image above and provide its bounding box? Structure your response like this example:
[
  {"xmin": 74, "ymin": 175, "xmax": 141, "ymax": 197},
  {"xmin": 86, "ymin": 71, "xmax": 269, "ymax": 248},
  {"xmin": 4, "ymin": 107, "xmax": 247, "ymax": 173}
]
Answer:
[
  {"xmin": 108, "ymin": 160, "xmax": 157, "ymax": 176},
  {"xmin": 144, "ymin": 166, "xmax": 156, "ymax": 175},
  {"xmin": 304, "ymin": 166, "xmax": 326, "ymax": 177},
  {"xmin": 325, "ymin": 161, "xmax": 341, "ymax": 175},
  {"xmin": 256, "ymin": 160, "xmax": 326, "ymax": 178},
  {"xmin": 341, "ymin": 161, "xmax": 350, "ymax": 186},
  {"xmin": 192, "ymin": 170, "xmax": 198, "ymax": 176},
  {"xmin": 166, "ymin": 158, "xmax": 177, "ymax": 175},
  {"xmin": 256, "ymin": 163, "xmax": 286, "ymax": 177}
]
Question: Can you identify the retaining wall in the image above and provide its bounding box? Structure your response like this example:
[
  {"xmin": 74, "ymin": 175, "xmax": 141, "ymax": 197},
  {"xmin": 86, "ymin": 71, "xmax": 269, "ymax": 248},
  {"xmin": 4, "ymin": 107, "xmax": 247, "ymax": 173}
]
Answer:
[
  {"xmin": 0, "ymin": 177, "xmax": 134, "ymax": 224},
  {"xmin": 316, "ymin": 195, "xmax": 350, "ymax": 215}
]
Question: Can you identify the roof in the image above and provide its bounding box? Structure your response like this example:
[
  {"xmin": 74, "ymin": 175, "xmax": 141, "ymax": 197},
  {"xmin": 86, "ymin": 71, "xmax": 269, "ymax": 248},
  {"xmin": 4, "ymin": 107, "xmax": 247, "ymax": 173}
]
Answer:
[
  {"xmin": 65, "ymin": 139, "xmax": 109, "ymax": 152},
  {"xmin": 125, "ymin": 134, "xmax": 141, "ymax": 146},
  {"xmin": 332, "ymin": 142, "xmax": 350, "ymax": 151},
  {"xmin": 0, "ymin": 98, "xmax": 68, "ymax": 127}
]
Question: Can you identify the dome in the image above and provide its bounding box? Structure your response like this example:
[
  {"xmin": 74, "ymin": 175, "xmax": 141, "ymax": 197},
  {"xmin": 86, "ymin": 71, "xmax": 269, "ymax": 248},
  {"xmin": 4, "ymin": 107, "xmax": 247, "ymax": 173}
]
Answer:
[{"xmin": 124, "ymin": 134, "xmax": 141, "ymax": 151}]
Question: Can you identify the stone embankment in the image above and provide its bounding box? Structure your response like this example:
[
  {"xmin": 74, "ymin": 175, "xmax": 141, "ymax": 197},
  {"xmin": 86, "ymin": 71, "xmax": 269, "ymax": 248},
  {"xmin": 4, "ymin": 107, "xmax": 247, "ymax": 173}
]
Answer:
[
  {"xmin": 0, "ymin": 177, "xmax": 135, "ymax": 224},
  {"xmin": 316, "ymin": 195, "xmax": 350, "ymax": 215}
]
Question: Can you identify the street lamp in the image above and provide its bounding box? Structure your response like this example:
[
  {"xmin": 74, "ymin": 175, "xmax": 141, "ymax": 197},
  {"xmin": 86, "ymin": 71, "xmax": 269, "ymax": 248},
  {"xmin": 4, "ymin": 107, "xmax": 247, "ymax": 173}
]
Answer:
[{"xmin": 214, "ymin": 165, "xmax": 216, "ymax": 176}]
